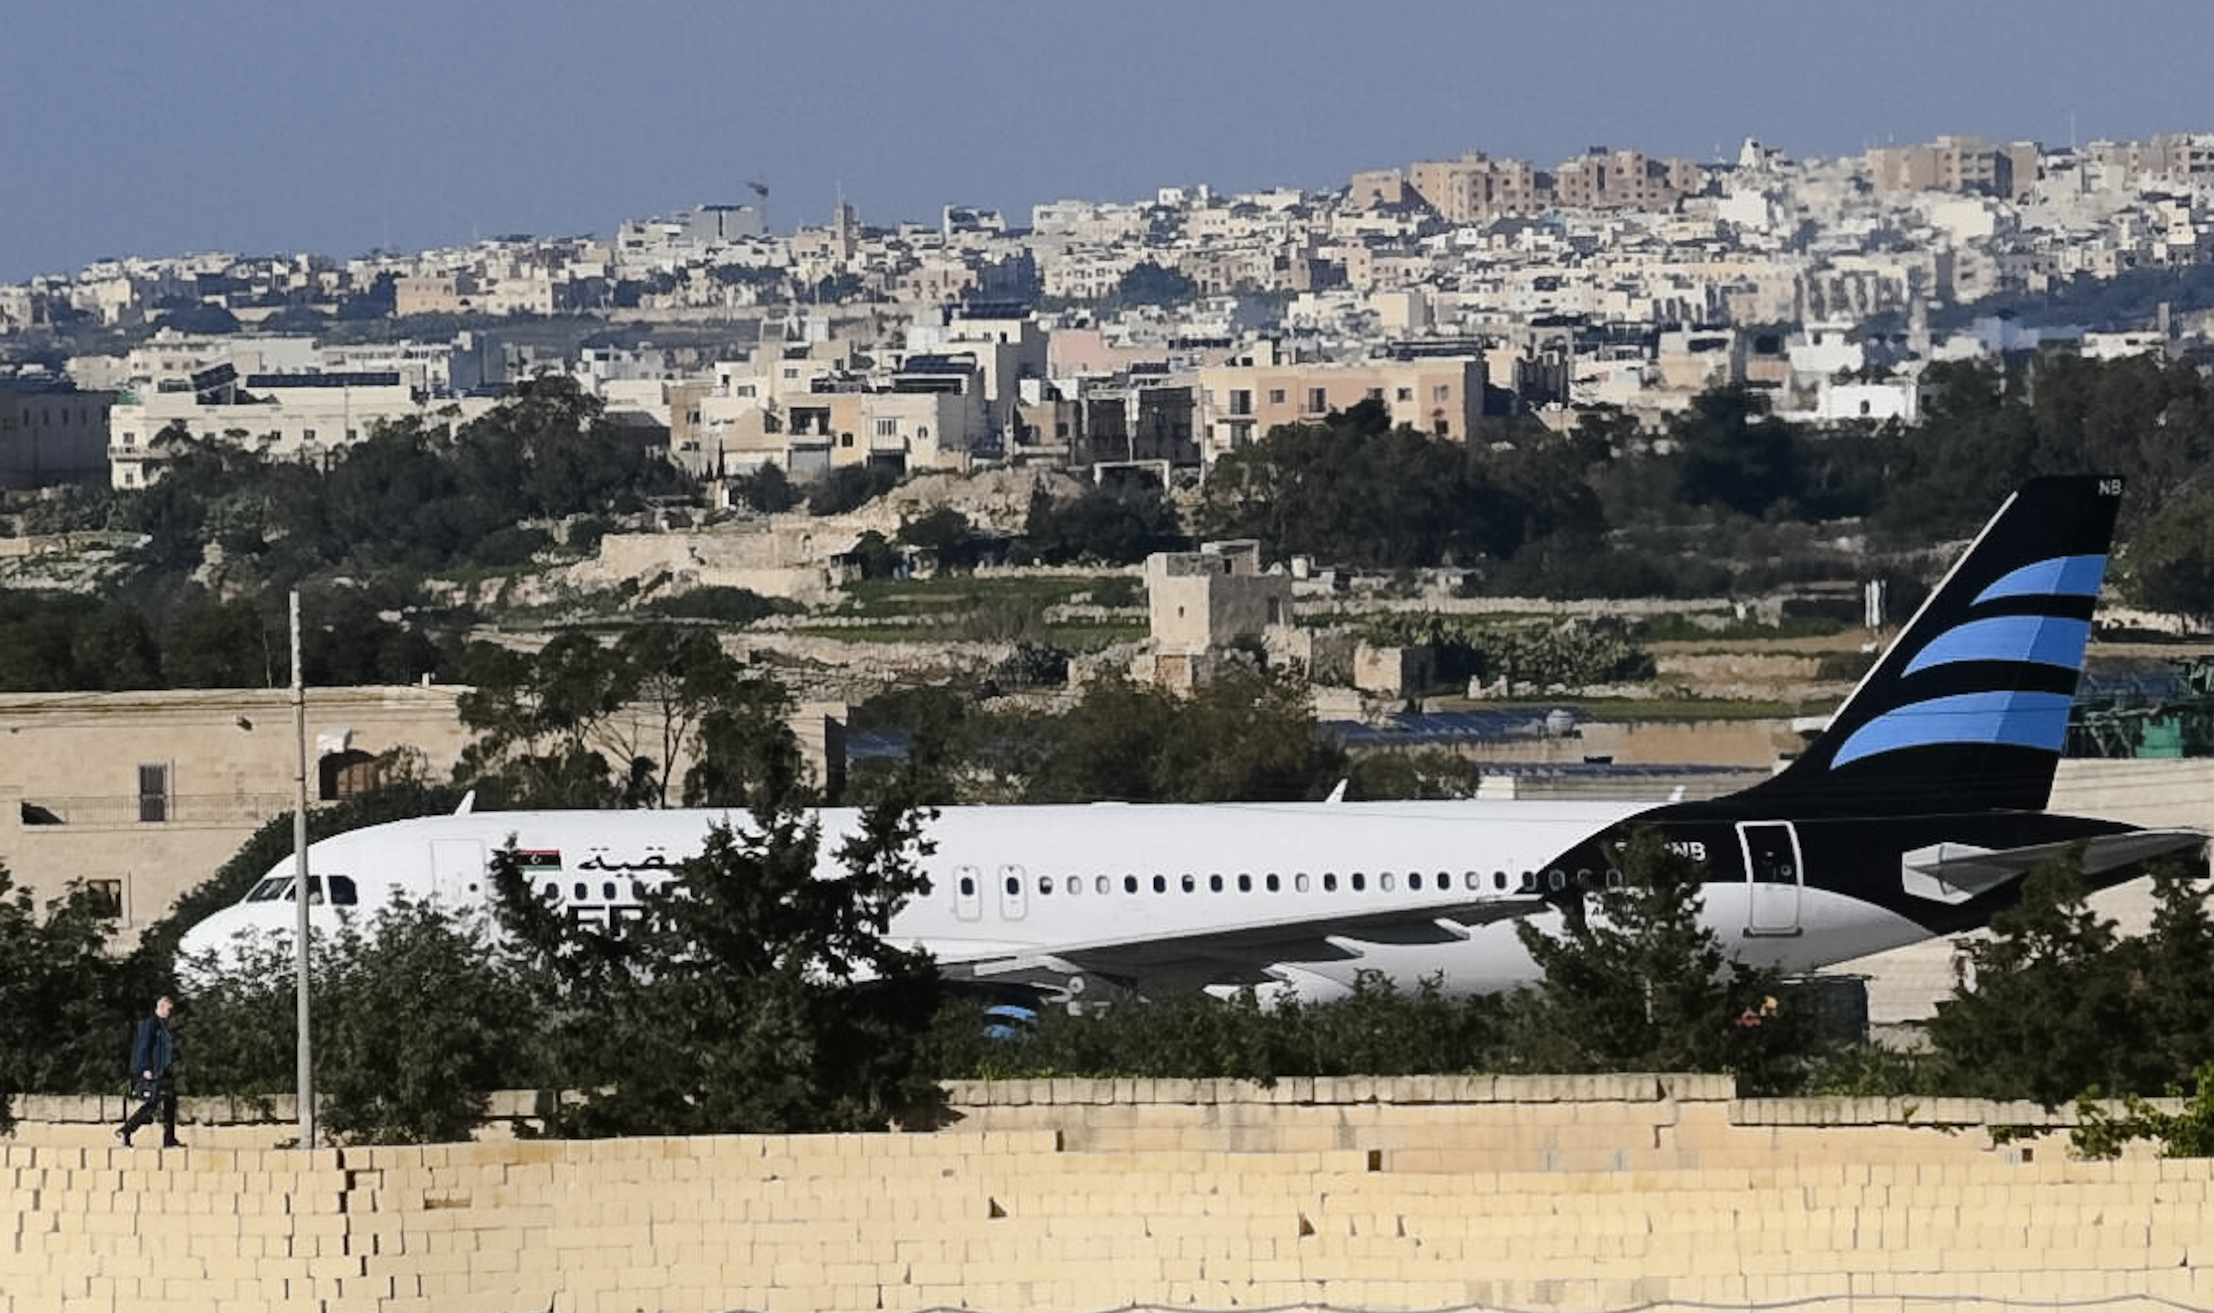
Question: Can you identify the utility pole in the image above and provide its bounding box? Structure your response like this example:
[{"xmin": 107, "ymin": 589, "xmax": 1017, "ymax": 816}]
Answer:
[{"xmin": 290, "ymin": 590, "xmax": 314, "ymax": 1149}]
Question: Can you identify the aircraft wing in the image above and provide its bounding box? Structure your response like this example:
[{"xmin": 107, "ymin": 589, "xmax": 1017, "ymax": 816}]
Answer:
[
  {"xmin": 1901, "ymin": 828, "xmax": 2204, "ymax": 904},
  {"xmin": 946, "ymin": 895, "xmax": 1551, "ymax": 993}
]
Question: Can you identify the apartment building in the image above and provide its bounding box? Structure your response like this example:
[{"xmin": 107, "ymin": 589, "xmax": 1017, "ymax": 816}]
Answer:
[
  {"xmin": 1867, "ymin": 135, "xmax": 2041, "ymax": 201},
  {"xmin": 1191, "ymin": 351, "xmax": 1485, "ymax": 458},
  {"xmin": 0, "ymin": 383, "xmax": 115, "ymax": 489},
  {"xmin": 1408, "ymin": 153, "xmax": 1548, "ymax": 222},
  {"xmin": 106, "ymin": 374, "xmax": 496, "ymax": 489}
]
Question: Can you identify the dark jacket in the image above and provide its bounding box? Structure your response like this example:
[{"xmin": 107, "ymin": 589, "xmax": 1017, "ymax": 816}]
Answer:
[{"xmin": 129, "ymin": 1016, "xmax": 174, "ymax": 1087}]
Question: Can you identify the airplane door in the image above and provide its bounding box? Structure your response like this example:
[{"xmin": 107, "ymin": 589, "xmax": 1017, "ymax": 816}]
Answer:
[
  {"xmin": 430, "ymin": 840, "xmax": 484, "ymax": 906},
  {"xmin": 1739, "ymin": 821, "xmax": 1802, "ymax": 936},
  {"xmin": 953, "ymin": 865, "xmax": 982, "ymax": 922},
  {"xmin": 998, "ymin": 864, "xmax": 1029, "ymax": 921}
]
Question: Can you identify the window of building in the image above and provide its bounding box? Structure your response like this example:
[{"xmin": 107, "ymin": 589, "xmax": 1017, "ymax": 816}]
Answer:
[
  {"xmin": 1433, "ymin": 385, "xmax": 1451, "ymax": 401},
  {"xmin": 1267, "ymin": 388, "xmax": 1286, "ymax": 405},
  {"xmin": 873, "ymin": 418, "xmax": 898, "ymax": 439},
  {"xmin": 1396, "ymin": 387, "xmax": 1414, "ymax": 402},
  {"xmin": 84, "ymin": 879, "xmax": 123, "ymax": 919},
  {"xmin": 840, "ymin": 433, "xmax": 854, "ymax": 448},
  {"xmin": 1366, "ymin": 387, "xmax": 1384, "ymax": 401},
  {"xmin": 1307, "ymin": 387, "xmax": 1328, "ymax": 413},
  {"xmin": 137, "ymin": 763, "xmax": 170, "ymax": 823},
  {"xmin": 301, "ymin": 428, "xmax": 317, "ymax": 443},
  {"xmin": 1229, "ymin": 389, "xmax": 1253, "ymax": 416}
]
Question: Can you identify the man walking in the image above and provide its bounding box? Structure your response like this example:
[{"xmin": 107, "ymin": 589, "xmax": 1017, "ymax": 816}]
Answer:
[{"xmin": 116, "ymin": 996, "xmax": 182, "ymax": 1149}]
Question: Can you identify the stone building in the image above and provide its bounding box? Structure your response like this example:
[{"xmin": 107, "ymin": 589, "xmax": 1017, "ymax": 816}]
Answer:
[{"xmin": 0, "ymin": 685, "xmax": 475, "ymax": 942}]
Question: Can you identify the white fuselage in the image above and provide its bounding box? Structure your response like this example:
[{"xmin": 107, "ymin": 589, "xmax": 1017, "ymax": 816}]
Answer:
[{"xmin": 175, "ymin": 800, "xmax": 1932, "ymax": 1001}]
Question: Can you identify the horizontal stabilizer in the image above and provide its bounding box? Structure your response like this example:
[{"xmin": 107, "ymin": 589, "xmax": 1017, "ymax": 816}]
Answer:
[{"xmin": 1901, "ymin": 828, "xmax": 2204, "ymax": 904}]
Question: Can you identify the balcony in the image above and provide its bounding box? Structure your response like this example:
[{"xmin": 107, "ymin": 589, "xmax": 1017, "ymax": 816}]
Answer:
[{"xmin": 16, "ymin": 793, "xmax": 299, "ymax": 828}]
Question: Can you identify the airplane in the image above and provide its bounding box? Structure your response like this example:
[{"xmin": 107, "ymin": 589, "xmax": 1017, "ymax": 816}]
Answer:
[{"xmin": 177, "ymin": 475, "xmax": 2204, "ymax": 1003}]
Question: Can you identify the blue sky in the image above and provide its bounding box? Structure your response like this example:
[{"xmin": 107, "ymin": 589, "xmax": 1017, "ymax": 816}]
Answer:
[{"xmin": 5, "ymin": 0, "xmax": 2211, "ymax": 283}]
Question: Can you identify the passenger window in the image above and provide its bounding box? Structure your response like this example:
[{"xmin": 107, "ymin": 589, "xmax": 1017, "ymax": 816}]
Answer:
[
  {"xmin": 1350, "ymin": 873, "xmax": 1366, "ymax": 892},
  {"xmin": 1323, "ymin": 873, "xmax": 1338, "ymax": 892},
  {"xmin": 1266, "ymin": 874, "xmax": 1281, "ymax": 892},
  {"xmin": 959, "ymin": 875, "xmax": 976, "ymax": 896},
  {"xmin": 1519, "ymin": 872, "xmax": 1537, "ymax": 893},
  {"xmin": 1237, "ymin": 874, "xmax": 1252, "ymax": 893},
  {"xmin": 1606, "ymin": 868, "xmax": 1625, "ymax": 888},
  {"xmin": 1096, "ymin": 876, "xmax": 1110, "ymax": 895},
  {"xmin": 1383, "ymin": 872, "xmax": 1398, "ymax": 892},
  {"xmin": 542, "ymin": 882, "xmax": 559, "ymax": 900},
  {"xmin": 1492, "ymin": 872, "xmax": 1506, "ymax": 890},
  {"xmin": 328, "ymin": 875, "xmax": 358, "ymax": 906},
  {"xmin": 1180, "ymin": 874, "xmax": 1195, "ymax": 893},
  {"xmin": 1208, "ymin": 874, "xmax": 1223, "ymax": 893},
  {"xmin": 1407, "ymin": 872, "xmax": 1421, "ymax": 891},
  {"xmin": 1039, "ymin": 875, "xmax": 1055, "ymax": 895},
  {"xmin": 1066, "ymin": 877, "xmax": 1079, "ymax": 896},
  {"xmin": 1547, "ymin": 870, "xmax": 1565, "ymax": 892},
  {"xmin": 603, "ymin": 881, "xmax": 617, "ymax": 900},
  {"xmin": 1152, "ymin": 875, "xmax": 1167, "ymax": 894},
  {"xmin": 1295, "ymin": 873, "xmax": 1310, "ymax": 892},
  {"xmin": 1004, "ymin": 876, "xmax": 1020, "ymax": 896},
  {"xmin": 1124, "ymin": 875, "xmax": 1138, "ymax": 894},
  {"xmin": 573, "ymin": 882, "xmax": 587, "ymax": 900}
]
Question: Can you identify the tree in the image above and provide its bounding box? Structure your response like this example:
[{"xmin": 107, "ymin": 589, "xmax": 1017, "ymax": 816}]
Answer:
[
  {"xmin": 1196, "ymin": 411, "xmax": 1526, "ymax": 567},
  {"xmin": 1113, "ymin": 261, "xmax": 1197, "ymax": 307},
  {"xmin": 809, "ymin": 463, "xmax": 902, "ymax": 516},
  {"xmin": 455, "ymin": 627, "xmax": 776, "ymax": 810},
  {"xmin": 0, "ymin": 865, "xmax": 135, "ymax": 1129},
  {"xmin": 1019, "ymin": 666, "xmax": 1347, "ymax": 803},
  {"xmin": 490, "ymin": 793, "xmax": 944, "ymax": 1136},
  {"xmin": 1023, "ymin": 479, "xmax": 1186, "ymax": 565},
  {"xmin": 1670, "ymin": 385, "xmax": 1798, "ymax": 519},
  {"xmin": 1923, "ymin": 852, "xmax": 2159, "ymax": 1107},
  {"xmin": 313, "ymin": 897, "xmax": 534, "ymax": 1144},
  {"xmin": 729, "ymin": 463, "xmax": 798, "ymax": 513},
  {"xmin": 1509, "ymin": 831, "xmax": 1791, "ymax": 1082},
  {"xmin": 2123, "ymin": 487, "xmax": 2214, "ymax": 624},
  {"xmin": 2135, "ymin": 855, "xmax": 2214, "ymax": 1084}
]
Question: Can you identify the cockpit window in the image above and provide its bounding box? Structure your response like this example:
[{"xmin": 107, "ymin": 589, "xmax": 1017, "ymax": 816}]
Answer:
[{"xmin": 246, "ymin": 878, "xmax": 286, "ymax": 903}]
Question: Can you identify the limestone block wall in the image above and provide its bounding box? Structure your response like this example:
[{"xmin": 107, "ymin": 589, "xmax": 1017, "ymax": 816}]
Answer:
[{"xmin": 8, "ymin": 1077, "xmax": 2214, "ymax": 1313}]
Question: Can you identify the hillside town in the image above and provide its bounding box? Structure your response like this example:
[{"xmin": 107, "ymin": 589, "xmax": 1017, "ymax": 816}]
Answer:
[{"xmin": 5, "ymin": 131, "xmax": 2213, "ymax": 497}]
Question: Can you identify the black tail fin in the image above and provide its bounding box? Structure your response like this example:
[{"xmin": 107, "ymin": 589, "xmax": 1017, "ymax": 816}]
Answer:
[{"xmin": 1745, "ymin": 475, "xmax": 2124, "ymax": 817}]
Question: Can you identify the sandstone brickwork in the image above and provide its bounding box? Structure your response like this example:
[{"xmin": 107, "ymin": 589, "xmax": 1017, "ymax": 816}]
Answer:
[{"xmin": 5, "ymin": 1076, "xmax": 2210, "ymax": 1313}]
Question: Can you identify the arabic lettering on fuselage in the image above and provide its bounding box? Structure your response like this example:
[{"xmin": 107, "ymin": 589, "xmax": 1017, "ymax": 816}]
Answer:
[{"xmin": 573, "ymin": 852, "xmax": 680, "ymax": 874}]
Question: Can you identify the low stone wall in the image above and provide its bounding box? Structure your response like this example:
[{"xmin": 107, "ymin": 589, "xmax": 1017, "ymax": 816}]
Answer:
[{"xmin": 6, "ymin": 1077, "xmax": 2212, "ymax": 1313}]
